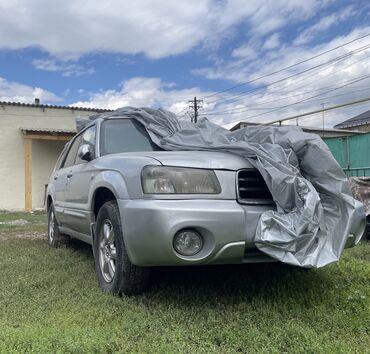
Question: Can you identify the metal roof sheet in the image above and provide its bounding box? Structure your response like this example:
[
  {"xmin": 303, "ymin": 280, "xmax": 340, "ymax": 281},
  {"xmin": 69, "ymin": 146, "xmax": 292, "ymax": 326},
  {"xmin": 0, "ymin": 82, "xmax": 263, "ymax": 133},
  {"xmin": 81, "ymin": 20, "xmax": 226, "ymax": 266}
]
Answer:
[
  {"xmin": 20, "ymin": 127, "xmax": 77, "ymax": 134},
  {"xmin": 0, "ymin": 100, "xmax": 113, "ymax": 113},
  {"xmin": 334, "ymin": 109, "xmax": 370, "ymax": 128}
]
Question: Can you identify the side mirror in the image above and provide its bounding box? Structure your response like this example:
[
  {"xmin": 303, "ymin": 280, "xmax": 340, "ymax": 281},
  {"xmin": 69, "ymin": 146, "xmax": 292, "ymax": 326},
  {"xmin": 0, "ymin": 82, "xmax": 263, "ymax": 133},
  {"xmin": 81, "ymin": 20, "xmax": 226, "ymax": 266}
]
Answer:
[{"xmin": 77, "ymin": 144, "xmax": 93, "ymax": 162}]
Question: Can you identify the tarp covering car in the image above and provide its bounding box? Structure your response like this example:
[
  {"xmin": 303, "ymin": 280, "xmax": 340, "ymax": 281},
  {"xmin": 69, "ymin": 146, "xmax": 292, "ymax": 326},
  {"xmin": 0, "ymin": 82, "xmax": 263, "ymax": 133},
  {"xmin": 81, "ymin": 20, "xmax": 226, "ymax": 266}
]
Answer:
[{"xmin": 81, "ymin": 107, "xmax": 366, "ymax": 268}]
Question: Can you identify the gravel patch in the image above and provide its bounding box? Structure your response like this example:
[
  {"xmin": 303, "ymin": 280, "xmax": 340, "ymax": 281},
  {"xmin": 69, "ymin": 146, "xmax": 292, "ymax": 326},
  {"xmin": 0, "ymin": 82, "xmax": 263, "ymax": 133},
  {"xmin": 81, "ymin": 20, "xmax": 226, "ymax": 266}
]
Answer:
[
  {"xmin": 0, "ymin": 231, "xmax": 47, "ymax": 241},
  {"xmin": 0, "ymin": 219, "xmax": 29, "ymax": 226}
]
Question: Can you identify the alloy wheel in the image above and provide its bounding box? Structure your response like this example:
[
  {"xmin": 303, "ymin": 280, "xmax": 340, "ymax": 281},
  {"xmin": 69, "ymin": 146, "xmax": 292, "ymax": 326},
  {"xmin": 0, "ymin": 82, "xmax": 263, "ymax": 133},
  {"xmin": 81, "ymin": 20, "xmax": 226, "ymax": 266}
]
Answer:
[
  {"xmin": 98, "ymin": 220, "xmax": 117, "ymax": 283},
  {"xmin": 49, "ymin": 210, "xmax": 55, "ymax": 243}
]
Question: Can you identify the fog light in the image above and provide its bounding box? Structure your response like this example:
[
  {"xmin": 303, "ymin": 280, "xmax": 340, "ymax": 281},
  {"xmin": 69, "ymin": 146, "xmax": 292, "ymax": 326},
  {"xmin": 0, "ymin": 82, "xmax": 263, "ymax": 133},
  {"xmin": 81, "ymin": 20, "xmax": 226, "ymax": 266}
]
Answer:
[{"xmin": 173, "ymin": 229, "xmax": 203, "ymax": 256}]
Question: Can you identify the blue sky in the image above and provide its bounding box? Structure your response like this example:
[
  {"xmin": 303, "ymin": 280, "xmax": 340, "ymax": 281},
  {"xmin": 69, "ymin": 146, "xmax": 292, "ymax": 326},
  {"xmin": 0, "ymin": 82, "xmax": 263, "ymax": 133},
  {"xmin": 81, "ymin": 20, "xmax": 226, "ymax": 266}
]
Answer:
[{"xmin": 0, "ymin": 0, "xmax": 370, "ymax": 128}]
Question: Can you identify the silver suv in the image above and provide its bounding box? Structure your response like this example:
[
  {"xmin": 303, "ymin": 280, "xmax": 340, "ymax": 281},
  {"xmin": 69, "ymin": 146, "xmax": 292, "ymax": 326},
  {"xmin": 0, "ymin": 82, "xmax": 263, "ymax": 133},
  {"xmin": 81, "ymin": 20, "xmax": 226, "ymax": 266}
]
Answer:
[{"xmin": 47, "ymin": 116, "xmax": 277, "ymax": 295}]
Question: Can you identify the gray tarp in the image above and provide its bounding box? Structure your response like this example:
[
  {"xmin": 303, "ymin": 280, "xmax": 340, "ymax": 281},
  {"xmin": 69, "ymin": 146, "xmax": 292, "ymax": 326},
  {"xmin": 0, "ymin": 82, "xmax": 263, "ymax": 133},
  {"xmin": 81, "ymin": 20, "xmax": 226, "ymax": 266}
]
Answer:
[{"xmin": 84, "ymin": 107, "xmax": 366, "ymax": 268}]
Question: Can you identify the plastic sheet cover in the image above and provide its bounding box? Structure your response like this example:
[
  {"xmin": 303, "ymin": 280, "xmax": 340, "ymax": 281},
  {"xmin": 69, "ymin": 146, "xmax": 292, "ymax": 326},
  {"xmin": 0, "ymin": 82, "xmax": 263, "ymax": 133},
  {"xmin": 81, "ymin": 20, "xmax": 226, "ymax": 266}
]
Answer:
[{"xmin": 90, "ymin": 107, "xmax": 366, "ymax": 268}]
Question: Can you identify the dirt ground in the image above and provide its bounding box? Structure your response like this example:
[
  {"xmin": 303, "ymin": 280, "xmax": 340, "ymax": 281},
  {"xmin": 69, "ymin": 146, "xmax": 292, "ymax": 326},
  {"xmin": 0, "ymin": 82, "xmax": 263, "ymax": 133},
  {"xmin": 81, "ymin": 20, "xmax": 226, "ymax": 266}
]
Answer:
[{"xmin": 0, "ymin": 231, "xmax": 47, "ymax": 241}]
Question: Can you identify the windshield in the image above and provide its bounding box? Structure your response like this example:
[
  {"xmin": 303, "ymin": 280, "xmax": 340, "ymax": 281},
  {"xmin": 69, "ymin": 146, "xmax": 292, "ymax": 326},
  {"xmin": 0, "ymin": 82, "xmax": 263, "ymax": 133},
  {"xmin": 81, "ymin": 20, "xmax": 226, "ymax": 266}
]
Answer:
[{"xmin": 101, "ymin": 119, "xmax": 162, "ymax": 155}]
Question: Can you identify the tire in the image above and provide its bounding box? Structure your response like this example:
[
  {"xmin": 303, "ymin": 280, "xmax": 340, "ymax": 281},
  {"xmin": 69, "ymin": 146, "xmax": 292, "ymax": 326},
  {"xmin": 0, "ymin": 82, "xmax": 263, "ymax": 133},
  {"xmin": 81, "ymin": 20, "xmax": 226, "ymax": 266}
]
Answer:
[
  {"xmin": 93, "ymin": 200, "xmax": 150, "ymax": 295},
  {"xmin": 365, "ymin": 219, "xmax": 370, "ymax": 240},
  {"xmin": 48, "ymin": 204, "xmax": 69, "ymax": 247}
]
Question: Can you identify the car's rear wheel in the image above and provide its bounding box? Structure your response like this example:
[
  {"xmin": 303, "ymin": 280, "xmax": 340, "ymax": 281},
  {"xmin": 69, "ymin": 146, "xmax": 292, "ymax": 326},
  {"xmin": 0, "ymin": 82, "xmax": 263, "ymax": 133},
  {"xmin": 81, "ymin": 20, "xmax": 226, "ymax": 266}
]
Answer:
[
  {"xmin": 93, "ymin": 200, "xmax": 150, "ymax": 295},
  {"xmin": 48, "ymin": 204, "xmax": 69, "ymax": 247},
  {"xmin": 364, "ymin": 216, "xmax": 370, "ymax": 240}
]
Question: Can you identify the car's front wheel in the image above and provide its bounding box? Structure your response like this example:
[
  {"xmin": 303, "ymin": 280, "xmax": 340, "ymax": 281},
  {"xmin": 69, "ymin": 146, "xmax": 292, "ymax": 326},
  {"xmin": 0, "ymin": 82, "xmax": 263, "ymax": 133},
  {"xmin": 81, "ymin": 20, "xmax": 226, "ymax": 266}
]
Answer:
[{"xmin": 93, "ymin": 201, "xmax": 150, "ymax": 295}]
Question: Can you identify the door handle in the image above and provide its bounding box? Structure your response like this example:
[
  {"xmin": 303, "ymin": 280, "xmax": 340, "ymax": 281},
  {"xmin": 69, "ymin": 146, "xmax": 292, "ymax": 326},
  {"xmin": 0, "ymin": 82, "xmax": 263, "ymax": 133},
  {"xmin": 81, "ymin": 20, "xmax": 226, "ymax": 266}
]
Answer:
[{"xmin": 67, "ymin": 172, "xmax": 73, "ymax": 178}]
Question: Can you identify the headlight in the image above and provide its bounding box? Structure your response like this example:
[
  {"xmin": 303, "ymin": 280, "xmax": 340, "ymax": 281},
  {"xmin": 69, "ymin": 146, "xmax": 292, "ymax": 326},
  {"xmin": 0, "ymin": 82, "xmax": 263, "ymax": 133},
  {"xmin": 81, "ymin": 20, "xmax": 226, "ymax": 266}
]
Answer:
[{"xmin": 141, "ymin": 166, "xmax": 221, "ymax": 194}]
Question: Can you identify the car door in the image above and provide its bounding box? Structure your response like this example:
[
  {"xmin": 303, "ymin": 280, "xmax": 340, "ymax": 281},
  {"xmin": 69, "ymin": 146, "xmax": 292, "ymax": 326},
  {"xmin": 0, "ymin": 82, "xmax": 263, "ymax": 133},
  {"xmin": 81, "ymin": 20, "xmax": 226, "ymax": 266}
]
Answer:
[
  {"xmin": 64, "ymin": 125, "xmax": 97, "ymax": 236},
  {"xmin": 57, "ymin": 133, "xmax": 83, "ymax": 228},
  {"xmin": 52, "ymin": 145, "xmax": 68, "ymax": 224},
  {"xmin": 53, "ymin": 135, "xmax": 82, "ymax": 227}
]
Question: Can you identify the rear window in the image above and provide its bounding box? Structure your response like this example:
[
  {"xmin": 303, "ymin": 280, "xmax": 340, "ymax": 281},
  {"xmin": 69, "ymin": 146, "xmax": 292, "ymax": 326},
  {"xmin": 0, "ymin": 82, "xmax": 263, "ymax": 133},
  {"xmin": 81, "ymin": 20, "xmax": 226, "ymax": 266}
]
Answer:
[{"xmin": 101, "ymin": 119, "xmax": 162, "ymax": 155}]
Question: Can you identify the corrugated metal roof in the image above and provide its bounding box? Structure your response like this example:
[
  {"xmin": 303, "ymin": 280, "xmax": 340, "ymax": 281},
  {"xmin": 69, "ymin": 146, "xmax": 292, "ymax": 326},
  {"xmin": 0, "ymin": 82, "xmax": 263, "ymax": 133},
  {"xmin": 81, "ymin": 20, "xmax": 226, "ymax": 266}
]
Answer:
[
  {"xmin": 20, "ymin": 127, "xmax": 77, "ymax": 134},
  {"xmin": 334, "ymin": 110, "xmax": 370, "ymax": 129},
  {"xmin": 0, "ymin": 100, "xmax": 113, "ymax": 113}
]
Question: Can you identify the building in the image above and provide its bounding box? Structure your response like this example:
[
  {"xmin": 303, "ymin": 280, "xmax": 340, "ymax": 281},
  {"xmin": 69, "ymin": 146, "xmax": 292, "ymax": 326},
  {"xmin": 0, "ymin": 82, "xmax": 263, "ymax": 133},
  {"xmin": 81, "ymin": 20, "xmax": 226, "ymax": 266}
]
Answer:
[
  {"xmin": 0, "ymin": 100, "xmax": 111, "ymax": 211},
  {"xmin": 230, "ymin": 121, "xmax": 363, "ymax": 138},
  {"xmin": 334, "ymin": 109, "xmax": 370, "ymax": 132}
]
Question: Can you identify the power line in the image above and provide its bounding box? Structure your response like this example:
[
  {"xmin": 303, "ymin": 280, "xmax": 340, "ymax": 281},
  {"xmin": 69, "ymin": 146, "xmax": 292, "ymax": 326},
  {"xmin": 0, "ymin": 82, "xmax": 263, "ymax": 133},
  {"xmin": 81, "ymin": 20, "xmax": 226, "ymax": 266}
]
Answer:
[
  {"xmin": 263, "ymin": 95, "xmax": 370, "ymax": 125},
  {"xmin": 237, "ymin": 73, "xmax": 370, "ymax": 120},
  {"xmin": 201, "ymin": 32, "xmax": 370, "ymax": 100},
  {"xmin": 204, "ymin": 72, "xmax": 370, "ymax": 119},
  {"xmin": 206, "ymin": 43, "xmax": 370, "ymax": 106},
  {"xmin": 205, "ymin": 43, "xmax": 370, "ymax": 106},
  {"xmin": 204, "ymin": 83, "xmax": 370, "ymax": 116},
  {"xmin": 296, "ymin": 100, "xmax": 370, "ymax": 126},
  {"xmin": 178, "ymin": 111, "xmax": 192, "ymax": 121},
  {"xmin": 212, "ymin": 73, "xmax": 370, "ymax": 128},
  {"xmin": 204, "ymin": 48, "xmax": 370, "ymax": 114}
]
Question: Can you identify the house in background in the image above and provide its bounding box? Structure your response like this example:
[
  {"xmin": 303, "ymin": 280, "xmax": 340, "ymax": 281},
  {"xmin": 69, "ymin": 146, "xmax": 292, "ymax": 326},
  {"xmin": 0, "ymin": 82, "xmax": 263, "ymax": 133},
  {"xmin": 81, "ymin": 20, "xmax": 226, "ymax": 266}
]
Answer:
[
  {"xmin": 334, "ymin": 109, "xmax": 370, "ymax": 132},
  {"xmin": 0, "ymin": 100, "xmax": 111, "ymax": 211}
]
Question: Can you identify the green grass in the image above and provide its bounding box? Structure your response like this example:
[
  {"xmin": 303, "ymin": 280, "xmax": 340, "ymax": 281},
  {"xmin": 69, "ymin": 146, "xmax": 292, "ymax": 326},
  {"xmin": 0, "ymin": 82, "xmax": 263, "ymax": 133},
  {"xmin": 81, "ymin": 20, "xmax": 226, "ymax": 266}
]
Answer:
[
  {"xmin": 0, "ymin": 212, "xmax": 369, "ymax": 353},
  {"xmin": 0, "ymin": 210, "xmax": 47, "ymax": 234}
]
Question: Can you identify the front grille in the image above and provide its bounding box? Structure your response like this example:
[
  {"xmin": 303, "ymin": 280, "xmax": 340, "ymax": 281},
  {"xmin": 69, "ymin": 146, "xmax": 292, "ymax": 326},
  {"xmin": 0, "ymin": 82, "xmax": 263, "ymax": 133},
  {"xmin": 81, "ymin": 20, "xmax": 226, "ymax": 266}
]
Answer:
[{"xmin": 237, "ymin": 169, "xmax": 274, "ymax": 204}]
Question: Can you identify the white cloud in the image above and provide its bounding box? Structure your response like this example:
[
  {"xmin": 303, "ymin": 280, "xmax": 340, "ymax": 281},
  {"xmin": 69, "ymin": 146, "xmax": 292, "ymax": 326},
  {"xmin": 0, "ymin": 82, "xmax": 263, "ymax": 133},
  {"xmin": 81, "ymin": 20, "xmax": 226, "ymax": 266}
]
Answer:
[
  {"xmin": 242, "ymin": 0, "xmax": 332, "ymax": 35},
  {"xmin": 263, "ymin": 33, "xmax": 281, "ymax": 50},
  {"xmin": 193, "ymin": 27, "xmax": 370, "ymax": 128},
  {"xmin": 71, "ymin": 22, "xmax": 370, "ymax": 129},
  {"xmin": 294, "ymin": 6, "xmax": 357, "ymax": 45},
  {"xmin": 0, "ymin": 77, "xmax": 61, "ymax": 103},
  {"xmin": 1, "ymin": 0, "xmax": 363, "ymax": 130},
  {"xmin": 0, "ymin": 0, "xmax": 331, "ymax": 59},
  {"xmin": 71, "ymin": 77, "xmax": 213, "ymax": 115},
  {"xmin": 32, "ymin": 59, "xmax": 95, "ymax": 77},
  {"xmin": 232, "ymin": 45, "xmax": 258, "ymax": 60}
]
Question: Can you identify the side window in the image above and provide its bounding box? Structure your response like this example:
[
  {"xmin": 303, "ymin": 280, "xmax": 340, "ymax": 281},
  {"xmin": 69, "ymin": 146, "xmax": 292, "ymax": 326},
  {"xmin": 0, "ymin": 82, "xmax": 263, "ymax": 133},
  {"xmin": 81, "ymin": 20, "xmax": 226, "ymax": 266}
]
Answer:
[
  {"xmin": 63, "ymin": 135, "xmax": 83, "ymax": 168},
  {"xmin": 75, "ymin": 125, "xmax": 96, "ymax": 165},
  {"xmin": 54, "ymin": 144, "xmax": 68, "ymax": 171}
]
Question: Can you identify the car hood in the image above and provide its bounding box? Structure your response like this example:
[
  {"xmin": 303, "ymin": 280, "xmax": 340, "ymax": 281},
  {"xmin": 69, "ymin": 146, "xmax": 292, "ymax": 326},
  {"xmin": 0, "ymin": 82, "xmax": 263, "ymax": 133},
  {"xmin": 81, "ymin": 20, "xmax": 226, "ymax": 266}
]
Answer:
[{"xmin": 136, "ymin": 151, "xmax": 254, "ymax": 170}]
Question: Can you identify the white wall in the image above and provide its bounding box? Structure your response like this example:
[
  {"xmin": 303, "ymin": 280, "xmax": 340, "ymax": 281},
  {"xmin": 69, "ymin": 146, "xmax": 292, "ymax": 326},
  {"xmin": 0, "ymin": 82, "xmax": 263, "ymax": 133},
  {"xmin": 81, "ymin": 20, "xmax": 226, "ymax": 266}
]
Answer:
[
  {"xmin": 32, "ymin": 140, "xmax": 67, "ymax": 208},
  {"xmin": 0, "ymin": 105, "xmax": 98, "ymax": 210}
]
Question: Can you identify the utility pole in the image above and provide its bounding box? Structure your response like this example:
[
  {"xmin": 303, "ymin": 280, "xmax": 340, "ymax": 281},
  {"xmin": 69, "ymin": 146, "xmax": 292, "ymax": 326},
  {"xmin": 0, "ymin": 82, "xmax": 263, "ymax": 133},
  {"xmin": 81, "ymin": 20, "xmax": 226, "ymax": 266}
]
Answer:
[
  {"xmin": 321, "ymin": 103, "xmax": 325, "ymax": 137},
  {"xmin": 321, "ymin": 102, "xmax": 329, "ymax": 137},
  {"xmin": 188, "ymin": 97, "xmax": 203, "ymax": 123}
]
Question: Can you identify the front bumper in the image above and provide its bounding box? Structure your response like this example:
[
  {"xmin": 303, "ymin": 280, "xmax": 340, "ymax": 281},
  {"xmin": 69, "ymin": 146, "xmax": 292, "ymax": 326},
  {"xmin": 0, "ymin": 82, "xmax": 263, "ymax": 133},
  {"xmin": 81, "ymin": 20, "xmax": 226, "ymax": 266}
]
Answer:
[{"xmin": 117, "ymin": 199, "xmax": 275, "ymax": 266}]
